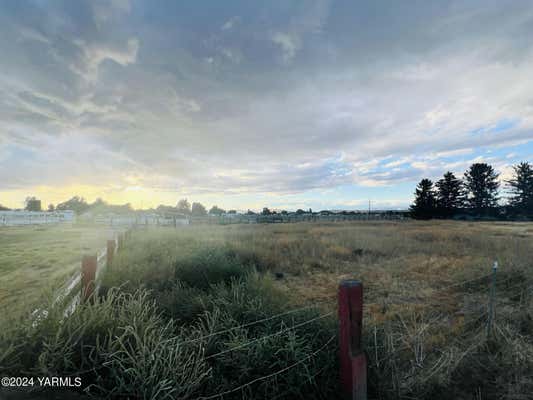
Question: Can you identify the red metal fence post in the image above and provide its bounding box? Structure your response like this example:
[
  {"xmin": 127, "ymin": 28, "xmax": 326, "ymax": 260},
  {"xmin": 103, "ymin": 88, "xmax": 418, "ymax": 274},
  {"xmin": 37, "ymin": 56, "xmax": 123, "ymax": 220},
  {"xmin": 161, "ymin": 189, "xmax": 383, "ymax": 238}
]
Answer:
[
  {"xmin": 339, "ymin": 280, "xmax": 367, "ymax": 400},
  {"xmin": 81, "ymin": 255, "xmax": 97, "ymax": 303},
  {"xmin": 107, "ymin": 239, "xmax": 116, "ymax": 266}
]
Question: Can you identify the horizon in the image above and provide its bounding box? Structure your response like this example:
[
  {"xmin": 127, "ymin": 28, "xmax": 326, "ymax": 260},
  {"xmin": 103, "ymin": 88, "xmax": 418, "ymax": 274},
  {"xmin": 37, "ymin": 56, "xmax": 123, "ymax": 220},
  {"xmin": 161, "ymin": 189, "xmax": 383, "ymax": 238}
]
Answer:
[
  {"xmin": 1, "ymin": 196, "xmax": 408, "ymax": 213},
  {"xmin": 1, "ymin": 1, "xmax": 533, "ymax": 210}
]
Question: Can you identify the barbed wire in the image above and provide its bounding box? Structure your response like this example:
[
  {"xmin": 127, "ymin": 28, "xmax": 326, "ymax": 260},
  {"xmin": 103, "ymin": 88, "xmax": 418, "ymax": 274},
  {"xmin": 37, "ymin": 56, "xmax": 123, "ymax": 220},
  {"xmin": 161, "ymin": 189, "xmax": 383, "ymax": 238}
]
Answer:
[
  {"xmin": 377, "ymin": 273, "xmax": 524, "ymax": 308},
  {"xmin": 460, "ymin": 309, "xmax": 488, "ymax": 332},
  {"xmin": 182, "ymin": 305, "xmax": 322, "ymax": 345},
  {"xmin": 204, "ymin": 311, "xmax": 334, "ymax": 360},
  {"xmin": 431, "ymin": 272, "xmax": 493, "ymax": 293},
  {"xmin": 196, "ymin": 334, "xmax": 336, "ymax": 400},
  {"xmin": 496, "ymin": 282, "xmax": 533, "ymax": 297}
]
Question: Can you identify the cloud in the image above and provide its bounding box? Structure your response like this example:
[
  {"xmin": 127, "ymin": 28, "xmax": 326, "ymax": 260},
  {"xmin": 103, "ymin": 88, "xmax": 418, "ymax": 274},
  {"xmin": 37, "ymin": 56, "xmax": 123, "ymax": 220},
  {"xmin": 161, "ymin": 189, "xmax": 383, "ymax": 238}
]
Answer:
[
  {"xmin": 1, "ymin": 1, "xmax": 533, "ymax": 208},
  {"xmin": 70, "ymin": 38, "xmax": 139, "ymax": 83},
  {"xmin": 221, "ymin": 16, "xmax": 240, "ymax": 31},
  {"xmin": 271, "ymin": 32, "xmax": 300, "ymax": 63}
]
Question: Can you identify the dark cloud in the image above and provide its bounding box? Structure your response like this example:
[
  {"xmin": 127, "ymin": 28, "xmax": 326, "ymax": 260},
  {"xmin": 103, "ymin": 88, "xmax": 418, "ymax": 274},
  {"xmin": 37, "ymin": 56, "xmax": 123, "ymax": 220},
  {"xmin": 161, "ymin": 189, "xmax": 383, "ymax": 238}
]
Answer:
[{"xmin": 1, "ymin": 0, "xmax": 533, "ymax": 202}]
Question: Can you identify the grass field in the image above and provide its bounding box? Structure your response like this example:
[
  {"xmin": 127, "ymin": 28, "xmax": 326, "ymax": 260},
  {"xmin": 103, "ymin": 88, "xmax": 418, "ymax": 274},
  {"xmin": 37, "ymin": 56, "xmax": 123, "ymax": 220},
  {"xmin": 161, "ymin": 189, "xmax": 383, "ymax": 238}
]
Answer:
[
  {"xmin": 1, "ymin": 220, "xmax": 532, "ymax": 399},
  {"xmin": 0, "ymin": 224, "xmax": 119, "ymax": 315}
]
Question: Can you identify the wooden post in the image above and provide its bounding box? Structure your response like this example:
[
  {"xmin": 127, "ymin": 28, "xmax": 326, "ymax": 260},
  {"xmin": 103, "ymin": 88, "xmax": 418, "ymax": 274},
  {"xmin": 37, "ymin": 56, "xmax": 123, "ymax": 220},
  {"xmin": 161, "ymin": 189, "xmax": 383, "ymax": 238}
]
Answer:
[
  {"xmin": 339, "ymin": 280, "xmax": 367, "ymax": 400},
  {"xmin": 81, "ymin": 255, "xmax": 97, "ymax": 303},
  {"xmin": 107, "ymin": 239, "xmax": 116, "ymax": 266}
]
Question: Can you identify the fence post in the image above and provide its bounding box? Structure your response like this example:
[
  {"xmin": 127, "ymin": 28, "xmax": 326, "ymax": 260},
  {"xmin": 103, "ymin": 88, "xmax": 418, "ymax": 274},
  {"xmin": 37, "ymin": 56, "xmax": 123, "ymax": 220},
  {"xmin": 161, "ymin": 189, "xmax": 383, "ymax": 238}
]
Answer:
[
  {"xmin": 487, "ymin": 261, "xmax": 498, "ymax": 337},
  {"xmin": 107, "ymin": 239, "xmax": 116, "ymax": 266},
  {"xmin": 339, "ymin": 280, "xmax": 367, "ymax": 400},
  {"xmin": 81, "ymin": 255, "xmax": 97, "ymax": 303}
]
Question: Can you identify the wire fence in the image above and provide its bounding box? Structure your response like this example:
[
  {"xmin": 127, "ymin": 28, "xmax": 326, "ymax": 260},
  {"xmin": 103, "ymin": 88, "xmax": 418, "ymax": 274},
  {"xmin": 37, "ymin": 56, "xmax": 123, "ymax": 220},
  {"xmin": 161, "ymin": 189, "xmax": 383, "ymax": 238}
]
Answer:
[
  {"xmin": 181, "ymin": 304, "xmax": 321, "ymax": 345},
  {"xmin": 185, "ymin": 260, "xmax": 532, "ymax": 400},
  {"xmin": 19, "ymin": 225, "xmax": 532, "ymax": 400},
  {"xmin": 380, "ymin": 270, "xmax": 530, "ymax": 308},
  {"xmin": 190, "ymin": 262, "xmax": 526, "ymax": 400},
  {"xmin": 197, "ymin": 335, "xmax": 336, "ymax": 400},
  {"xmin": 204, "ymin": 311, "xmax": 334, "ymax": 361}
]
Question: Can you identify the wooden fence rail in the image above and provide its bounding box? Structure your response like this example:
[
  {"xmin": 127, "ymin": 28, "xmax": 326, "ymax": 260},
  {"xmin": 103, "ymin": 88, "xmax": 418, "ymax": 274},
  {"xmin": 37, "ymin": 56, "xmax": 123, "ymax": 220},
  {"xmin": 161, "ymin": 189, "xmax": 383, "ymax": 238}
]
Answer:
[
  {"xmin": 31, "ymin": 229, "xmax": 131, "ymax": 324},
  {"xmin": 28, "ymin": 229, "xmax": 512, "ymax": 400},
  {"xmin": 32, "ymin": 228, "xmax": 370, "ymax": 398}
]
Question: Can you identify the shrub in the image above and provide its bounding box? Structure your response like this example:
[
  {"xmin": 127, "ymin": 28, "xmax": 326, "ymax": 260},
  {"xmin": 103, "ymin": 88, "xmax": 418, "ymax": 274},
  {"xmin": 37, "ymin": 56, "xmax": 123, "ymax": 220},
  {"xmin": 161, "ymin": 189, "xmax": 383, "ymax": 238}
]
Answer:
[
  {"xmin": 174, "ymin": 247, "xmax": 250, "ymax": 290},
  {"xmin": 155, "ymin": 281, "xmax": 210, "ymax": 323}
]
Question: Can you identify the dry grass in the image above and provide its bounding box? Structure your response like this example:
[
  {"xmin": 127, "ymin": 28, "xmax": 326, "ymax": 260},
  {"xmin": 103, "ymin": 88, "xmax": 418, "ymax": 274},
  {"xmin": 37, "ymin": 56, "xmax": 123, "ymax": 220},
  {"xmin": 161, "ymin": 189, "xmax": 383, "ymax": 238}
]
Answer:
[
  {"xmin": 2, "ymin": 220, "xmax": 532, "ymax": 399},
  {"xmin": 143, "ymin": 220, "xmax": 532, "ymax": 304},
  {"xmin": 121, "ymin": 220, "xmax": 533, "ymax": 398}
]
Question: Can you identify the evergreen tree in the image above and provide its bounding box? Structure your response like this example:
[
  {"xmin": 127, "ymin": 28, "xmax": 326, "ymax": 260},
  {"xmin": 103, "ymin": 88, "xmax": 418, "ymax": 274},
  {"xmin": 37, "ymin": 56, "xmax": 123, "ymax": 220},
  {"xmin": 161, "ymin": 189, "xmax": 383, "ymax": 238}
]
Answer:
[
  {"xmin": 435, "ymin": 171, "xmax": 463, "ymax": 217},
  {"xmin": 507, "ymin": 161, "xmax": 533, "ymax": 215},
  {"xmin": 463, "ymin": 163, "xmax": 500, "ymax": 214},
  {"xmin": 410, "ymin": 178, "xmax": 436, "ymax": 219}
]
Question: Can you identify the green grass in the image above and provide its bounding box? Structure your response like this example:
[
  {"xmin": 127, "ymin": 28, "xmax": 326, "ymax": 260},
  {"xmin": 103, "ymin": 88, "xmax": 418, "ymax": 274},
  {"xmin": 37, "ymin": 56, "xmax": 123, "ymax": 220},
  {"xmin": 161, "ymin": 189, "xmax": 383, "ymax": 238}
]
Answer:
[
  {"xmin": 1, "ymin": 221, "xmax": 532, "ymax": 399},
  {"xmin": 1, "ymin": 230, "xmax": 336, "ymax": 399},
  {"xmin": 0, "ymin": 223, "xmax": 119, "ymax": 315}
]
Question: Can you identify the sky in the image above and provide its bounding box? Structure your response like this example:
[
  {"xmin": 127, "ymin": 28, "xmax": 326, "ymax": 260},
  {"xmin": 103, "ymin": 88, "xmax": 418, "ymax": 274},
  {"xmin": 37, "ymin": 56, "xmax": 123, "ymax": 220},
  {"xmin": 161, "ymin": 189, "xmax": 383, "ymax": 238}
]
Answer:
[{"xmin": 1, "ymin": 0, "xmax": 533, "ymax": 211}]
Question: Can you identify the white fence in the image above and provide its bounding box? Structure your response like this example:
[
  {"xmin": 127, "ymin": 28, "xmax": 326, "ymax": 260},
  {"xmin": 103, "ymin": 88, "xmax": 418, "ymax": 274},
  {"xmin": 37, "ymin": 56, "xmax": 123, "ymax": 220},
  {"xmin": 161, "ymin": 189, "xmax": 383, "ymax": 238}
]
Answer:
[
  {"xmin": 0, "ymin": 210, "xmax": 75, "ymax": 226},
  {"xmin": 90, "ymin": 214, "xmax": 190, "ymax": 227}
]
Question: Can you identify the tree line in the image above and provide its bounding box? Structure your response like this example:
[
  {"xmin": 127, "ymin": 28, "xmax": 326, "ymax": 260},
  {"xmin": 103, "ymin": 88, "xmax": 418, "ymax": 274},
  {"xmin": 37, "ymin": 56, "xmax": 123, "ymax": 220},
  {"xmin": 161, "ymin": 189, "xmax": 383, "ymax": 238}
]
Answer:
[
  {"xmin": 0, "ymin": 196, "xmax": 134, "ymax": 214},
  {"xmin": 410, "ymin": 162, "xmax": 533, "ymax": 219},
  {"xmin": 0, "ymin": 195, "xmax": 278, "ymax": 217},
  {"xmin": 158, "ymin": 199, "xmax": 236, "ymax": 216},
  {"xmin": 0, "ymin": 195, "xmax": 315, "ymax": 218}
]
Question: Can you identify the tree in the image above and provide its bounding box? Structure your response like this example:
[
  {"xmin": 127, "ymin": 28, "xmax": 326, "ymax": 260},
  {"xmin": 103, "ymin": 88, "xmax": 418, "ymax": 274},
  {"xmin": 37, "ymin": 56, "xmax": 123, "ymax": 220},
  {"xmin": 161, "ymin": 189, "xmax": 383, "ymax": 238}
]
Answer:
[
  {"xmin": 463, "ymin": 163, "xmax": 500, "ymax": 214},
  {"xmin": 56, "ymin": 196, "xmax": 90, "ymax": 215},
  {"xmin": 48, "ymin": 204, "xmax": 55, "ymax": 212},
  {"xmin": 435, "ymin": 171, "xmax": 463, "ymax": 217},
  {"xmin": 191, "ymin": 202, "xmax": 207, "ymax": 216},
  {"xmin": 176, "ymin": 199, "xmax": 191, "ymax": 215},
  {"xmin": 93, "ymin": 198, "xmax": 106, "ymax": 207},
  {"xmin": 262, "ymin": 207, "xmax": 272, "ymax": 215},
  {"xmin": 157, "ymin": 204, "xmax": 177, "ymax": 214},
  {"xmin": 507, "ymin": 161, "xmax": 533, "ymax": 215},
  {"xmin": 25, "ymin": 196, "xmax": 42, "ymax": 211},
  {"xmin": 410, "ymin": 179, "xmax": 436, "ymax": 219},
  {"xmin": 0, "ymin": 204, "xmax": 10, "ymax": 211},
  {"xmin": 209, "ymin": 205, "xmax": 225, "ymax": 215}
]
